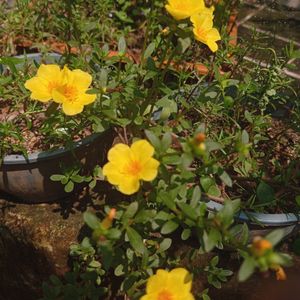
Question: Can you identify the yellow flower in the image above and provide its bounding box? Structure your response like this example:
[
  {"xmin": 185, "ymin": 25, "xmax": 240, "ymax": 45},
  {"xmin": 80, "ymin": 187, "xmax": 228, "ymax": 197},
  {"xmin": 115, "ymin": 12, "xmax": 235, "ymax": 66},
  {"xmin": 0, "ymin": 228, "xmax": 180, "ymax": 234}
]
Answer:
[
  {"xmin": 25, "ymin": 64, "xmax": 96, "ymax": 116},
  {"xmin": 102, "ymin": 140, "xmax": 160, "ymax": 195},
  {"xmin": 52, "ymin": 66, "xmax": 96, "ymax": 116},
  {"xmin": 140, "ymin": 268, "xmax": 194, "ymax": 300},
  {"xmin": 191, "ymin": 13, "xmax": 221, "ymax": 52},
  {"xmin": 165, "ymin": 0, "xmax": 213, "ymax": 20},
  {"xmin": 25, "ymin": 64, "xmax": 63, "ymax": 102}
]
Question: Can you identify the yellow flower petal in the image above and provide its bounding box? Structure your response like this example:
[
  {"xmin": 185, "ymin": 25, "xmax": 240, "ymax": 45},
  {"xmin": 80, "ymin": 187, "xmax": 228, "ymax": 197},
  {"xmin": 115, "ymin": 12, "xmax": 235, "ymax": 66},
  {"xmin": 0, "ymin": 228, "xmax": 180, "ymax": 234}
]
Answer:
[
  {"xmin": 191, "ymin": 13, "xmax": 221, "ymax": 52},
  {"xmin": 131, "ymin": 140, "xmax": 155, "ymax": 164},
  {"xmin": 141, "ymin": 268, "xmax": 195, "ymax": 300},
  {"xmin": 146, "ymin": 269, "xmax": 169, "ymax": 294},
  {"xmin": 191, "ymin": 12, "xmax": 213, "ymax": 30},
  {"xmin": 72, "ymin": 69, "xmax": 93, "ymax": 90},
  {"xmin": 25, "ymin": 77, "xmax": 52, "ymax": 102},
  {"xmin": 78, "ymin": 93, "xmax": 97, "ymax": 105},
  {"xmin": 29, "ymin": 92, "xmax": 51, "ymax": 102},
  {"xmin": 207, "ymin": 40, "xmax": 218, "ymax": 52},
  {"xmin": 165, "ymin": 0, "xmax": 209, "ymax": 20},
  {"xmin": 140, "ymin": 158, "xmax": 159, "ymax": 181},
  {"xmin": 169, "ymin": 268, "xmax": 192, "ymax": 293},
  {"xmin": 207, "ymin": 28, "xmax": 221, "ymax": 41},
  {"xmin": 107, "ymin": 144, "xmax": 131, "ymax": 166},
  {"xmin": 118, "ymin": 177, "xmax": 140, "ymax": 195},
  {"xmin": 37, "ymin": 64, "xmax": 61, "ymax": 81},
  {"xmin": 103, "ymin": 162, "xmax": 124, "ymax": 185},
  {"xmin": 165, "ymin": 4, "xmax": 193, "ymax": 20},
  {"xmin": 61, "ymin": 65, "xmax": 74, "ymax": 84},
  {"xmin": 185, "ymin": 294, "xmax": 196, "ymax": 300},
  {"xmin": 62, "ymin": 101, "xmax": 84, "ymax": 116}
]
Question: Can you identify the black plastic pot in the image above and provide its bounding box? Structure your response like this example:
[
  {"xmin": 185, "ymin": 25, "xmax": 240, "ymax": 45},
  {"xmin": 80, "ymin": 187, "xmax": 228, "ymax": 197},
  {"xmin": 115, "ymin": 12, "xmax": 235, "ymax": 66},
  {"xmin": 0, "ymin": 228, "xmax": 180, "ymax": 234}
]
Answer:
[
  {"xmin": 0, "ymin": 132, "xmax": 114, "ymax": 203},
  {"xmin": 0, "ymin": 53, "xmax": 114, "ymax": 203}
]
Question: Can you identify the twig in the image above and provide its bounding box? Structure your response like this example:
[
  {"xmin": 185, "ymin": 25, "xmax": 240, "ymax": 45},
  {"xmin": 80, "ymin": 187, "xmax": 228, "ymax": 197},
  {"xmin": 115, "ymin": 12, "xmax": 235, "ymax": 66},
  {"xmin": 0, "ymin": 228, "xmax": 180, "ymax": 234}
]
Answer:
[
  {"xmin": 114, "ymin": 127, "xmax": 126, "ymax": 144},
  {"xmin": 123, "ymin": 126, "xmax": 129, "ymax": 145},
  {"xmin": 203, "ymin": 193, "xmax": 226, "ymax": 203}
]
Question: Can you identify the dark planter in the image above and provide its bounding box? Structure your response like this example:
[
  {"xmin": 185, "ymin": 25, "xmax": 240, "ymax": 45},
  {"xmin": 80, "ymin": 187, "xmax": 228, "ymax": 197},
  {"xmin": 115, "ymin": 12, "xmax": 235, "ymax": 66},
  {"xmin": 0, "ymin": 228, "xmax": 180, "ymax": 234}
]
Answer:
[
  {"xmin": 0, "ymin": 53, "xmax": 114, "ymax": 203},
  {"xmin": 0, "ymin": 131, "xmax": 114, "ymax": 203}
]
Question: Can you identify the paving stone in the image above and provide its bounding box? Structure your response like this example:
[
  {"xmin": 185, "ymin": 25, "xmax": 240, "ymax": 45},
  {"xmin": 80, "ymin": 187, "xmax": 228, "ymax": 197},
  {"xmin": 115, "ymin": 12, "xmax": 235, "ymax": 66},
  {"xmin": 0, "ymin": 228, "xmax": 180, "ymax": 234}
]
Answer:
[{"xmin": 0, "ymin": 194, "xmax": 86, "ymax": 300}]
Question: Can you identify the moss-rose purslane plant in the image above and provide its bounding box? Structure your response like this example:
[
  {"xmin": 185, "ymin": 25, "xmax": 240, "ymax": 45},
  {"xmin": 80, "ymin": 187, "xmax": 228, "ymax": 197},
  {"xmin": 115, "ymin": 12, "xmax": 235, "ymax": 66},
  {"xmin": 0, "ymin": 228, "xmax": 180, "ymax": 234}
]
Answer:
[{"xmin": 1, "ymin": 1, "xmax": 298, "ymax": 299}]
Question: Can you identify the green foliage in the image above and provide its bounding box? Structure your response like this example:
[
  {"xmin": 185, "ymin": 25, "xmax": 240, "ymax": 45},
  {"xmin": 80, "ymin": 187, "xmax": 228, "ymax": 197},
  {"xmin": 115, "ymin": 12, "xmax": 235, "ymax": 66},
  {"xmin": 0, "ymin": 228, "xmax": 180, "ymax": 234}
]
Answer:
[{"xmin": 205, "ymin": 256, "xmax": 233, "ymax": 289}]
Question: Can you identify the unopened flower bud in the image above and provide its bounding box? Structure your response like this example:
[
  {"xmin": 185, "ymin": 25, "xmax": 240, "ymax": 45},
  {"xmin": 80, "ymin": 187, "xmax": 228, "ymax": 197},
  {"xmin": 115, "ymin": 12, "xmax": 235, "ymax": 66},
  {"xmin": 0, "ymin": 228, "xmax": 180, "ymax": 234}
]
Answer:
[
  {"xmin": 195, "ymin": 133, "xmax": 206, "ymax": 143},
  {"xmin": 101, "ymin": 208, "xmax": 116, "ymax": 229},
  {"xmin": 161, "ymin": 27, "xmax": 170, "ymax": 36},
  {"xmin": 251, "ymin": 237, "xmax": 273, "ymax": 256},
  {"xmin": 275, "ymin": 266, "xmax": 287, "ymax": 281}
]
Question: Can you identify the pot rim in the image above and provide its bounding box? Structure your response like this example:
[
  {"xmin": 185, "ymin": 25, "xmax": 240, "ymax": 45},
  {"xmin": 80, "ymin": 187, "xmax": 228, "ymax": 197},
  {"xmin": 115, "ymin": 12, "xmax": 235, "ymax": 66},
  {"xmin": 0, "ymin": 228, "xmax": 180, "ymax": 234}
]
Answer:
[
  {"xmin": 206, "ymin": 200, "xmax": 300, "ymax": 227},
  {"xmin": 2, "ymin": 132, "xmax": 105, "ymax": 165}
]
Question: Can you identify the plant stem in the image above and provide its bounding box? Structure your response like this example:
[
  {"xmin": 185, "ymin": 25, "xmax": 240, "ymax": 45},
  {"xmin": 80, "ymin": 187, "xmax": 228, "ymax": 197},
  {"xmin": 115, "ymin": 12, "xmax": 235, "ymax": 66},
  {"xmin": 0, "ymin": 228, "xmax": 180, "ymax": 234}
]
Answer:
[{"xmin": 140, "ymin": 0, "xmax": 155, "ymax": 66}]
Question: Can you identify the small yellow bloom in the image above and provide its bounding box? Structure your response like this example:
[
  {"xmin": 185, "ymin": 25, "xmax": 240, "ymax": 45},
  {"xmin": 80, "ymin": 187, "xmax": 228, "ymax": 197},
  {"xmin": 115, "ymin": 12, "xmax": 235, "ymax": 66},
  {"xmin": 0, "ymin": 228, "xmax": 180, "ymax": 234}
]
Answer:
[
  {"xmin": 103, "ymin": 140, "xmax": 160, "ymax": 195},
  {"xmin": 25, "ymin": 64, "xmax": 96, "ymax": 116},
  {"xmin": 140, "ymin": 268, "xmax": 194, "ymax": 300},
  {"xmin": 52, "ymin": 66, "xmax": 96, "ymax": 116},
  {"xmin": 165, "ymin": 0, "xmax": 213, "ymax": 20},
  {"xmin": 191, "ymin": 13, "xmax": 221, "ymax": 52},
  {"xmin": 25, "ymin": 64, "xmax": 63, "ymax": 102}
]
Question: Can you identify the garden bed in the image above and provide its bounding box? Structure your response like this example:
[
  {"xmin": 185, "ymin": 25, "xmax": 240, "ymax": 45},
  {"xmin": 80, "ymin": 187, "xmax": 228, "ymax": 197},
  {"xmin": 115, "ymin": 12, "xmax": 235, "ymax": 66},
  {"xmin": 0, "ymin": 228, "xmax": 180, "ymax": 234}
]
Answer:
[{"xmin": 0, "ymin": 1, "xmax": 300, "ymax": 300}]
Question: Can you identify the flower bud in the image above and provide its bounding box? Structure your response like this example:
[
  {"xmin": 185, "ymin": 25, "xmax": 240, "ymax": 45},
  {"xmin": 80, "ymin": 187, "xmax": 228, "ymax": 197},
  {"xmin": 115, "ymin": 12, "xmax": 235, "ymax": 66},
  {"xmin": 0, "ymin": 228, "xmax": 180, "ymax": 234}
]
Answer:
[
  {"xmin": 275, "ymin": 266, "xmax": 287, "ymax": 281},
  {"xmin": 161, "ymin": 27, "xmax": 170, "ymax": 36},
  {"xmin": 251, "ymin": 237, "xmax": 273, "ymax": 256},
  {"xmin": 195, "ymin": 133, "xmax": 206, "ymax": 143},
  {"xmin": 101, "ymin": 208, "xmax": 116, "ymax": 230}
]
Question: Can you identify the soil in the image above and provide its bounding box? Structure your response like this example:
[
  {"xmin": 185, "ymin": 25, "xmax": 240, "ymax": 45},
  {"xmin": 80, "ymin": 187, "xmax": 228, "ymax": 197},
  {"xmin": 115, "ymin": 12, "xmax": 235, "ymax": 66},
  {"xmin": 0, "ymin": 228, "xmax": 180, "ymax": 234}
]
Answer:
[{"xmin": 0, "ymin": 99, "xmax": 92, "ymax": 155}]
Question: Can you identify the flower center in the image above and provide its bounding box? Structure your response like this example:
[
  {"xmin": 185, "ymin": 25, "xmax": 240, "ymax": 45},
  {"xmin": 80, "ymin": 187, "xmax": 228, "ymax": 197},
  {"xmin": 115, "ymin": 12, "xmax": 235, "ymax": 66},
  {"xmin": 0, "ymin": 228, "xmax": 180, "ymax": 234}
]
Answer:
[
  {"xmin": 196, "ymin": 27, "xmax": 206, "ymax": 37},
  {"xmin": 157, "ymin": 290, "xmax": 173, "ymax": 300},
  {"xmin": 126, "ymin": 160, "xmax": 142, "ymax": 176},
  {"xmin": 63, "ymin": 85, "xmax": 78, "ymax": 102}
]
